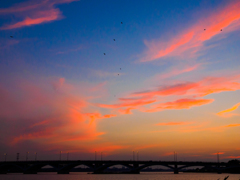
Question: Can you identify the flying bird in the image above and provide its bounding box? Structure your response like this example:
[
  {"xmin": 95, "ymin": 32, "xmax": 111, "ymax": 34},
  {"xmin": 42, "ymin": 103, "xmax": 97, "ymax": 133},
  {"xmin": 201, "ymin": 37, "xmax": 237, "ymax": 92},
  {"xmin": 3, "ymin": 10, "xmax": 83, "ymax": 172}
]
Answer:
[
  {"xmin": 221, "ymin": 29, "xmax": 222, "ymax": 31},
  {"xmin": 120, "ymin": 68, "xmax": 121, "ymax": 70},
  {"xmin": 118, "ymin": 74, "xmax": 119, "ymax": 75},
  {"xmin": 204, "ymin": 29, "xmax": 206, "ymax": 31},
  {"xmin": 113, "ymin": 39, "xmax": 115, "ymax": 41},
  {"xmin": 10, "ymin": 36, "xmax": 13, "ymax": 38},
  {"xmin": 121, "ymin": 22, "xmax": 123, "ymax": 24},
  {"xmin": 104, "ymin": 53, "xmax": 106, "ymax": 55}
]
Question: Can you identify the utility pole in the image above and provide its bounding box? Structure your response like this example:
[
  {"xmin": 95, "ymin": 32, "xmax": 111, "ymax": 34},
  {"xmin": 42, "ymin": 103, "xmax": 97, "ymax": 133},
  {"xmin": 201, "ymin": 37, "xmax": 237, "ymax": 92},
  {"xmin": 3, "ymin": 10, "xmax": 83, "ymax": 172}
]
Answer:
[
  {"xmin": 4, "ymin": 153, "xmax": 7, "ymax": 162},
  {"xmin": 174, "ymin": 151, "xmax": 177, "ymax": 161},
  {"xmin": 60, "ymin": 151, "xmax": 62, "ymax": 161},
  {"xmin": 16, "ymin": 153, "xmax": 19, "ymax": 161},
  {"xmin": 217, "ymin": 152, "xmax": 220, "ymax": 163},
  {"xmin": 26, "ymin": 152, "xmax": 29, "ymax": 161}
]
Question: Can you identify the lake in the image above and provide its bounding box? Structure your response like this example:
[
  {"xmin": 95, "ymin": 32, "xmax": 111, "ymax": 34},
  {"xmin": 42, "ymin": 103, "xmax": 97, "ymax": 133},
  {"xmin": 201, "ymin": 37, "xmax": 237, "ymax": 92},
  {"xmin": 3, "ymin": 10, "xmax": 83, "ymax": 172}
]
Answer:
[{"xmin": 0, "ymin": 172, "xmax": 239, "ymax": 180}]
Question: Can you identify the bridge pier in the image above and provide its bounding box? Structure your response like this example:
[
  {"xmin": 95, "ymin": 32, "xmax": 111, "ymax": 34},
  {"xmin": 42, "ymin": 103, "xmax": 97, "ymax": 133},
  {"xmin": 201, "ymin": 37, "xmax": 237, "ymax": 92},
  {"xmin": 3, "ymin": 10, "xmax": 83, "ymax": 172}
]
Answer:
[
  {"xmin": 57, "ymin": 170, "xmax": 69, "ymax": 174},
  {"xmin": 174, "ymin": 164, "xmax": 179, "ymax": 174},
  {"xmin": 23, "ymin": 171, "xmax": 37, "ymax": 174},
  {"xmin": 129, "ymin": 163, "xmax": 140, "ymax": 174}
]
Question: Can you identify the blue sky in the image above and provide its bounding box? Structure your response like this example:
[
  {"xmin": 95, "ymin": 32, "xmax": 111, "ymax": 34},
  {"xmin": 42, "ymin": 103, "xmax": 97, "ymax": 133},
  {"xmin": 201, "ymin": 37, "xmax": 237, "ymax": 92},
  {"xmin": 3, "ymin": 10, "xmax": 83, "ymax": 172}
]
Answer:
[{"xmin": 0, "ymin": 0, "xmax": 240, "ymax": 161}]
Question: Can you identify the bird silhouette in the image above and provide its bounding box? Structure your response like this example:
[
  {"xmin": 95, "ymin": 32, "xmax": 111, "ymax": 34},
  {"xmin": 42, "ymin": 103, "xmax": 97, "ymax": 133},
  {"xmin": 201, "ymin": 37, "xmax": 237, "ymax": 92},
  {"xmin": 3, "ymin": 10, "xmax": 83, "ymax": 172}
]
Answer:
[
  {"xmin": 118, "ymin": 74, "xmax": 119, "ymax": 75},
  {"xmin": 10, "ymin": 36, "xmax": 13, "ymax": 38},
  {"xmin": 113, "ymin": 39, "xmax": 115, "ymax": 41},
  {"xmin": 204, "ymin": 29, "xmax": 206, "ymax": 31},
  {"xmin": 104, "ymin": 53, "xmax": 106, "ymax": 55},
  {"xmin": 120, "ymin": 68, "xmax": 121, "ymax": 70},
  {"xmin": 221, "ymin": 29, "xmax": 222, "ymax": 31},
  {"xmin": 121, "ymin": 22, "xmax": 123, "ymax": 24}
]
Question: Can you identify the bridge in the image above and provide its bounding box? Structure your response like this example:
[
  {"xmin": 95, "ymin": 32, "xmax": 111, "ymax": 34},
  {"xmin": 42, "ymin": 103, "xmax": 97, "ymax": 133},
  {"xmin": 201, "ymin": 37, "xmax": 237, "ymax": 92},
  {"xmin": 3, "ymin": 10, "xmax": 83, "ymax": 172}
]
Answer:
[{"xmin": 0, "ymin": 160, "xmax": 238, "ymax": 174}]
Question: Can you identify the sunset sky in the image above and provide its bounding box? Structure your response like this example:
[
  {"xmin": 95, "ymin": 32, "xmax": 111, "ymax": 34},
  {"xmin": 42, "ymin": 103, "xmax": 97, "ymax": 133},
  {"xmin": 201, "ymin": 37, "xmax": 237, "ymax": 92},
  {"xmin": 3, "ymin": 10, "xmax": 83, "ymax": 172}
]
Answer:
[{"xmin": 0, "ymin": 0, "xmax": 240, "ymax": 162}]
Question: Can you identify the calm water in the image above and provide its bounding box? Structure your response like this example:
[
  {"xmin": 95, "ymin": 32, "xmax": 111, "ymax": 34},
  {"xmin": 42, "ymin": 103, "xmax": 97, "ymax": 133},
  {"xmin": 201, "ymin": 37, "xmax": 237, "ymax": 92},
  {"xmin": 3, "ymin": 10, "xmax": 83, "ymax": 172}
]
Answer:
[{"xmin": 0, "ymin": 172, "xmax": 240, "ymax": 180}]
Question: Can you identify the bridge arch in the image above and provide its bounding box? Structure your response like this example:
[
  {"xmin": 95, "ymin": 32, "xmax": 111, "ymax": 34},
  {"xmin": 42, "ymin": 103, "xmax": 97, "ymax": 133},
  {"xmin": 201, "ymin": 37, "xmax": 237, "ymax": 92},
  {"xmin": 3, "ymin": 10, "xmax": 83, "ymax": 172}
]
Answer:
[
  {"xmin": 0, "ymin": 163, "xmax": 24, "ymax": 173},
  {"xmin": 137, "ymin": 163, "xmax": 174, "ymax": 172},
  {"xmin": 94, "ymin": 163, "xmax": 134, "ymax": 173},
  {"xmin": 57, "ymin": 162, "xmax": 95, "ymax": 173}
]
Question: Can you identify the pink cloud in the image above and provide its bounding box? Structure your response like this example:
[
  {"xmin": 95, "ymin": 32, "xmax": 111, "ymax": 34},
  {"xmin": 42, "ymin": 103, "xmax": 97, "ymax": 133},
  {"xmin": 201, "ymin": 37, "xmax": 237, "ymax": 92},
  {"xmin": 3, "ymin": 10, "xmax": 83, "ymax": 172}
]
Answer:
[
  {"xmin": 0, "ymin": 0, "xmax": 78, "ymax": 30},
  {"xmin": 156, "ymin": 64, "xmax": 201, "ymax": 80},
  {"xmin": 132, "ymin": 75, "xmax": 240, "ymax": 99},
  {"xmin": 145, "ymin": 98, "xmax": 214, "ymax": 113},
  {"xmin": 97, "ymin": 74, "xmax": 240, "ymax": 114},
  {"xmin": 0, "ymin": 77, "xmax": 114, "ymax": 149},
  {"xmin": 140, "ymin": 1, "xmax": 240, "ymax": 62}
]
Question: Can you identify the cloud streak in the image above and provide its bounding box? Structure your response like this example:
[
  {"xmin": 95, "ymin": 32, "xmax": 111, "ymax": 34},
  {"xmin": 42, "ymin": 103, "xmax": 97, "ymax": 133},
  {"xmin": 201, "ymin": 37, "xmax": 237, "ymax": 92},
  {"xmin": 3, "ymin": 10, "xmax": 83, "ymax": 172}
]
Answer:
[
  {"xmin": 140, "ymin": 1, "xmax": 240, "ymax": 62},
  {"xmin": 0, "ymin": 0, "xmax": 78, "ymax": 30},
  {"xmin": 217, "ymin": 102, "xmax": 240, "ymax": 117},
  {"xmin": 0, "ymin": 77, "xmax": 116, "ymax": 150},
  {"xmin": 98, "ymin": 74, "xmax": 240, "ymax": 114}
]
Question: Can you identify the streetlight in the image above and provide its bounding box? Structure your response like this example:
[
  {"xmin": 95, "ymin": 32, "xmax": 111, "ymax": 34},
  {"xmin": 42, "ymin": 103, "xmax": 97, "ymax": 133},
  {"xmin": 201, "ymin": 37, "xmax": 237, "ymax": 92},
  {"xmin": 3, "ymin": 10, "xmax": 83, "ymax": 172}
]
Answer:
[
  {"xmin": 26, "ymin": 152, "xmax": 29, "ymax": 161},
  {"xmin": 16, "ymin": 153, "xmax": 19, "ymax": 161},
  {"xmin": 4, "ymin": 153, "xmax": 7, "ymax": 162},
  {"xmin": 174, "ymin": 151, "xmax": 177, "ymax": 161},
  {"xmin": 60, "ymin": 151, "xmax": 62, "ymax": 161},
  {"xmin": 35, "ymin": 152, "xmax": 37, "ymax": 161},
  {"xmin": 217, "ymin": 152, "xmax": 220, "ymax": 163},
  {"xmin": 67, "ymin": 152, "xmax": 69, "ymax": 161}
]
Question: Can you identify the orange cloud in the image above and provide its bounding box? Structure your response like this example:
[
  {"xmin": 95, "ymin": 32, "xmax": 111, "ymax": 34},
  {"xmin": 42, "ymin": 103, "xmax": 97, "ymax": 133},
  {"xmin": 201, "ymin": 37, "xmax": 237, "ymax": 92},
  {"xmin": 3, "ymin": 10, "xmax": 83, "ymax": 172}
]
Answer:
[
  {"xmin": 163, "ymin": 152, "xmax": 175, "ymax": 156},
  {"xmin": 145, "ymin": 98, "xmax": 214, "ymax": 112},
  {"xmin": 141, "ymin": 1, "xmax": 240, "ymax": 62},
  {"xmin": 156, "ymin": 122, "xmax": 190, "ymax": 126},
  {"xmin": 226, "ymin": 156, "xmax": 240, "ymax": 159},
  {"xmin": 89, "ymin": 145, "xmax": 127, "ymax": 153},
  {"xmin": 0, "ymin": 0, "xmax": 78, "ymax": 30},
  {"xmin": 212, "ymin": 152, "xmax": 225, "ymax": 155},
  {"xmin": 97, "ymin": 99, "xmax": 156, "ymax": 115},
  {"xmin": 133, "ymin": 76, "xmax": 240, "ymax": 99},
  {"xmin": 217, "ymin": 102, "xmax": 240, "ymax": 117},
  {"xmin": 0, "ymin": 77, "xmax": 108, "ymax": 149},
  {"xmin": 225, "ymin": 124, "xmax": 240, "ymax": 128},
  {"xmin": 98, "ymin": 75, "xmax": 240, "ymax": 115}
]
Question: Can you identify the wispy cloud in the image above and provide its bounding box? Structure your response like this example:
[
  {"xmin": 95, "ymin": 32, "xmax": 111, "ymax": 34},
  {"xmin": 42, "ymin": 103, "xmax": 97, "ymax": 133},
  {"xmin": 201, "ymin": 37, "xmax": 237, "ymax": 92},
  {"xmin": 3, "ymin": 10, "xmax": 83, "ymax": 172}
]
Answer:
[
  {"xmin": 0, "ymin": 77, "xmax": 116, "ymax": 150},
  {"xmin": 140, "ymin": 1, "xmax": 240, "ymax": 62},
  {"xmin": 212, "ymin": 152, "xmax": 225, "ymax": 155},
  {"xmin": 225, "ymin": 124, "xmax": 240, "ymax": 128},
  {"xmin": 217, "ymin": 102, "xmax": 240, "ymax": 117},
  {"xmin": 97, "ymin": 74, "xmax": 240, "ymax": 114},
  {"xmin": 155, "ymin": 64, "xmax": 201, "ymax": 80},
  {"xmin": 145, "ymin": 98, "xmax": 214, "ymax": 113},
  {"xmin": 0, "ymin": 0, "xmax": 78, "ymax": 30},
  {"xmin": 156, "ymin": 122, "xmax": 192, "ymax": 126}
]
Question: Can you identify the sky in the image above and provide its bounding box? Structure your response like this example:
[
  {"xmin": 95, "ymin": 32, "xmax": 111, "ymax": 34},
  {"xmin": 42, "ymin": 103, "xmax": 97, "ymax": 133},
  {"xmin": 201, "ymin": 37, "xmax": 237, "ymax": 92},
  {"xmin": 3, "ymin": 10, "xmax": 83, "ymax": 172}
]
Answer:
[{"xmin": 0, "ymin": 0, "xmax": 240, "ymax": 162}]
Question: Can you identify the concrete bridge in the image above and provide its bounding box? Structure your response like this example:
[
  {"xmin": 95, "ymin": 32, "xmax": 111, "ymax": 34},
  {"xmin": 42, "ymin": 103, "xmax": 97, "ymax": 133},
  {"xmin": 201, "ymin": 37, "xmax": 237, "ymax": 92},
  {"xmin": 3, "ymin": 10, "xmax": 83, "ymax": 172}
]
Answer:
[{"xmin": 0, "ymin": 160, "xmax": 237, "ymax": 174}]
